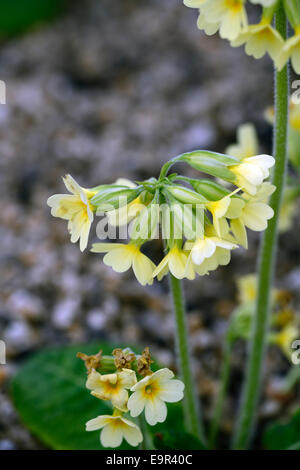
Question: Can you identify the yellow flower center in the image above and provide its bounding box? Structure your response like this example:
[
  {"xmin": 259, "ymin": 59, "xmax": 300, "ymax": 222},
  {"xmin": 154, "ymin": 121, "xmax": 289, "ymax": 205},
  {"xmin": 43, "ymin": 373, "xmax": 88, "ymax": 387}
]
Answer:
[{"xmin": 224, "ymin": 0, "xmax": 243, "ymax": 12}]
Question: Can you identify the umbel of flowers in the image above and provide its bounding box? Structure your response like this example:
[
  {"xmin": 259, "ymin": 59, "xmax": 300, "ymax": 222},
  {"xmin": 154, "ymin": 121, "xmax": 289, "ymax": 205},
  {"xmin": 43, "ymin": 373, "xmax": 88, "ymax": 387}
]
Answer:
[
  {"xmin": 48, "ymin": 149, "xmax": 275, "ymax": 286},
  {"xmin": 183, "ymin": 0, "xmax": 300, "ymax": 73},
  {"xmin": 77, "ymin": 347, "xmax": 184, "ymax": 448}
]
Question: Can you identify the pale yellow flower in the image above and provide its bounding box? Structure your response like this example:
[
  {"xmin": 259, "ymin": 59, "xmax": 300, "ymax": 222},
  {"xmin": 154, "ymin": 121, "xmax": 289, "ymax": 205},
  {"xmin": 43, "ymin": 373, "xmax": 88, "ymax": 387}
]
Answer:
[
  {"xmin": 197, "ymin": 11, "xmax": 220, "ymax": 35},
  {"xmin": 206, "ymin": 189, "xmax": 242, "ymax": 237},
  {"xmin": 86, "ymin": 413, "xmax": 143, "ymax": 448},
  {"xmin": 186, "ymin": 235, "xmax": 237, "ymax": 266},
  {"xmin": 106, "ymin": 179, "xmax": 145, "ymax": 227},
  {"xmin": 279, "ymin": 197, "xmax": 298, "ymax": 232},
  {"xmin": 128, "ymin": 368, "xmax": 184, "ymax": 426},
  {"xmin": 231, "ymin": 21, "xmax": 284, "ymax": 61},
  {"xmin": 201, "ymin": 0, "xmax": 248, "ymax": 41},
  {"xmin": 272, "ymin": 323, "xmax": 299, "ymax": 358},
  {"xmin": 230, "ymin": 183, "xmax": 275, "ymax": 247},
  {"xmin": 47, "ymin": 174, "xmax": 96, "ymax": 252},
  {"xmin": 276, "ymin": 30, "xmax": 300, "ymax": 74},
  {"xmin": 226, "ymin": 123, "xmax": 259, "ymax": 160},
  {"xmin": 91, "ymin": 242, "xmax": 156, "ymax": 286},
  {"xmin": 237, "ymin": 274, "xmax": 257, "ymax": 304},
  {"xmin": 230, "ymin": 154, "xmax": 275, "ymax": 195},
  {"xmin": 86, "ymin": 369, "xmax": 137, "ymax": 411},
  {"xmin": 152, "ymin": 245, "xmax": 194, "ymax": 280}
]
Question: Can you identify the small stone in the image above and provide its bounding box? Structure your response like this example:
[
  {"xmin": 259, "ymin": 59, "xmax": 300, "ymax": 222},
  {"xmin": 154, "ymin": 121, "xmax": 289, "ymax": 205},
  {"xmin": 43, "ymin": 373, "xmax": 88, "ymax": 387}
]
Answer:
[
  {"xmin": 86, "ymin": 309, "xmax": 107, "ymax": 331},
  {"xmin": 52, "ymin": 297, "xmax": 80, "ymax": 330},
  {"xmin": 0, "ymin": 439, "xmax": 16, "ymax": 450}
]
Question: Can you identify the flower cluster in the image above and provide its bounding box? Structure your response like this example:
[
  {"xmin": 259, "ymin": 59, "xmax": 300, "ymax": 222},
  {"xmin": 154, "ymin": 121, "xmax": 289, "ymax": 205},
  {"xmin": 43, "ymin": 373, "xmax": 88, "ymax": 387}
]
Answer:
[
  {"xmin": 228, "ymin": 273, "xmax": 299, "ymax": 358},
  {"xmin": 229, "ymin": 106, "xmax": 300, "ymax": 233},
  {"xmin": 78, "ymin": 348, "xmax": 184, "ymax": 448},
  {"xmin": 183, "ymin": 0, "xmax": 300, "ymax": 73},
  {"xmin": 48, "ymin": 147, "xmax": 275, "ymax": 285}
]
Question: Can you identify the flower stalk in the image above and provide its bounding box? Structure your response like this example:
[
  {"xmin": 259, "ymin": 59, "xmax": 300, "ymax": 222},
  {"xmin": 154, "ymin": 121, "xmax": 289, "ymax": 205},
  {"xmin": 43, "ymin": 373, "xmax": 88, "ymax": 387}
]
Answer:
[
  {"xmin": 232, "ymin": 4, "xmax": 289, "ymax": 450},
  {"xmin": 169, "ymin": 273, "xmax": 205, "ymax": 442}
]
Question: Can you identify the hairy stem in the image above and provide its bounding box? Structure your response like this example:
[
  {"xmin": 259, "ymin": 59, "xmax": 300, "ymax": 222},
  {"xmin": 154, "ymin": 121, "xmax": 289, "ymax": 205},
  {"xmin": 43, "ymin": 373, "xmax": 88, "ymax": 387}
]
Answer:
[
  {"xmin": 232, "ymin": 6, "xmax": 289, "ymax": 450},
  {"xmin": 169, "ymin": 273, "xmax": 205, "ymax": 442}
]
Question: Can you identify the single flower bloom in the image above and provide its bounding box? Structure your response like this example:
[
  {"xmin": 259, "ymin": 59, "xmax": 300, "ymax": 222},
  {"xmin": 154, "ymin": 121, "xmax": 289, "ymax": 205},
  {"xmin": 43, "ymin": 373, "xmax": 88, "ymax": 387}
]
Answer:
[
  {"xmin": 86, "ymin": 413, "xmax": 143, "ymax": 448},
  {"xmin": 201, "ymin": 0, "xmax": 248, "ymax": 41},
  {"xmin": 86, "ymin": 368, "xmax": 137, "ymax": 411},
  {"xmin": 230, "ymin": 154, "xmax": 275, "ymax": 195},
  {"xmin": 128, "ymin": 368, "xmax": 184, "ymax": 426},
  {"xmin": 226, "ymin": 123, "xmax": 259, "ymax": 160},
  {"xmin": 271, "ymin": 323, "xmax": 299, "ymax": 358},
  {"xmin": 197, "ymin": 11, "xmax": 220, "ymax": 35},
  {"xmin": 230, "ymin": 182, "xmax": 275, "ymax": 247},
  {"xmin": 152, "ymin": 245, "xmax": 194, "ymax": 280},
  {"xmin": 186, "ymin": 235, "xmax": 237, "ymax": 266},
  {"xmin": 276, "ymin": 30, "xmax": 300, "ymax": 74},
  {"xmin": 91, "ymin": 242, "xmax": 156, "ymax": 286},
  {"xmin": 47, "ymin": 174, "xmax": 96, "ymax": 251},
  {"xmin": 231, "ymin": 21, "xmax": 284, "ymax": 61},
  {"xmin": 237, "ymin": 274, "xmax": 257, "ymax": 304},
  {"xmin": 206, "ymin": 189, "xmax": 242, "ymax": 237}
]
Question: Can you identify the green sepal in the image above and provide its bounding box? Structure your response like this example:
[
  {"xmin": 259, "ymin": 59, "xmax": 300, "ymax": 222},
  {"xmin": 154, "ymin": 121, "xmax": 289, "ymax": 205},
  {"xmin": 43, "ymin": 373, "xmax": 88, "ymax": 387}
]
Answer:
[
  {"xmin": 180, "ymin": 151, "xmax": 238, "ymax": 181},
  {"xmin": 91, "ymin": 186, "xmax": 143, "ymax": 211}
]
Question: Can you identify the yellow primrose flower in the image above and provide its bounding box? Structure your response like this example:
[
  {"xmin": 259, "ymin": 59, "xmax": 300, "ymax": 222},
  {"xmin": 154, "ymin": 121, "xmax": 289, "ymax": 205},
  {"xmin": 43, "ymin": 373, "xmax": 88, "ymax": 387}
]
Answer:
[
  {"xmin": 206, "ymin": 189, "xmax": 241, "ymax": 237},
  {"xmin": 230, "ymin": 154, "xmax": 275, "ymax": 195},
  {"xmin": 106, "ymin": 179, "xmax": 145, "ymax": 227},
  {"xmin": 47, "ymin": 174, "xmax": 96, "ymax": 252},
  {"xmin": 128, "ymin": 368, "xmax": 184, "ymax": 426},
  {"xmin": 226, "ymin": 123, "xmax": 259, "ymax": 160},
  {"xmin": 201, "ymin": 0, "xmax": 248, "ymax": 41},
  {"xmin": 290, "ymin": 101, "xmax": 300, "ymax": 131},
  {"xmin": 91, "ymin": 242, "xmax": 156, "ymax": 286},
  {"xmin": 152, "ymin": 245, "xmax": 194, "ymax": 280},
  {"xmin": 231, "ymin": 21, "xmax": 284, "ymax": 61},
  {"xmin": 86, "ymin": 368, "xmax": 137, "ymax": 411},
  {"xmin": 272, "ymin": 323, "xmax": 299, "ymax": 358},
  {"xmin": 237, "ymin": 274, "xmax": 257, "ymax": 304},
  {"xmin": 230, "ymin": 182, "xmax": 275, "ymax": 247},
  {"xmin": 276, "ymin": 30, "xmax": 300, "ymax": 74},
  {"xmin": 278, "ymin": 197, "xmax": 298, "ymax": 232},
  {"xmin": 86, "ymin": 412, "xmax": 143, "ymax": 448},
  {"xmin": 197, "ymin": 11, "xmax": 220, "ymax": 35},
  {"xmin": 186, "ymin": 235, "xmax": 237, "ymax": 267}
]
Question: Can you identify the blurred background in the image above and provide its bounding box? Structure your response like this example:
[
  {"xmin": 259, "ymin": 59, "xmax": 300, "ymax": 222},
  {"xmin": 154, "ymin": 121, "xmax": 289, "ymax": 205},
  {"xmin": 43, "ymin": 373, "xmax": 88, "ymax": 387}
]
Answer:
[{"xmin": 0, "ymin": 0, "xmax": 299, "ymax": 450}]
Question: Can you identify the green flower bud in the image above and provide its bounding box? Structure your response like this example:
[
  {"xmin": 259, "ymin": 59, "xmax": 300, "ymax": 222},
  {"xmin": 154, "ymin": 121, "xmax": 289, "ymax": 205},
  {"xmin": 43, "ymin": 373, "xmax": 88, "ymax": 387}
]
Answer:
[
  {"xmin": 91, "ymin": 186, "xmax": 143, "ymax": 211},
  {"xmin": 181, "ymin": 151, "xmax": 238, "ymax": 181},
  {"xmin": 165, "ymin": 185, "xmax": 208, "ymax": 204},
  {"xmin": 190, "ymin": 179, "xmax": 231, "ymax": 201}
]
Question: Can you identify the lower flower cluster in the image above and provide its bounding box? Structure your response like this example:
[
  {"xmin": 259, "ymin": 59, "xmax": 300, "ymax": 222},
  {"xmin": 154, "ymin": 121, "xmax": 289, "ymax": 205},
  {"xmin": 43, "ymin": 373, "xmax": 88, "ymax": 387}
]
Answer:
[{"xmin": 78, "ymin": 348, "xmax": 184, "ymax": 448}]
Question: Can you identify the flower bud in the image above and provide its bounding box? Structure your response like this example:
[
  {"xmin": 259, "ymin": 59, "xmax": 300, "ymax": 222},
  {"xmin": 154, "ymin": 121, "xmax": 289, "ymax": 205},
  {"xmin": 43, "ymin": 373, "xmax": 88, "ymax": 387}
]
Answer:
[
  {"xmin": 91, "ymin": 186, "xmax": 143, "ymax": 211},
  {"xmin": 182, "ymin": 151, "xmax": 238, "ymax": 181}
]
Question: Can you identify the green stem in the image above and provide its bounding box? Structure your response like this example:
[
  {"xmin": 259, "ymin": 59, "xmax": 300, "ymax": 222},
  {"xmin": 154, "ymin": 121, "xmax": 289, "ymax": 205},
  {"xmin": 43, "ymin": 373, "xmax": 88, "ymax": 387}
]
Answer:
[
  {"xmin": 208, "ymin": 339, "xmax": 232, "ymax": 449},
  {"xmin": 232, "ymin": 6, "xmax": 289, "ymax": 450},
  {"xmin": 169, "ymin": 273, "xmax": 205, "ymax": 442}
]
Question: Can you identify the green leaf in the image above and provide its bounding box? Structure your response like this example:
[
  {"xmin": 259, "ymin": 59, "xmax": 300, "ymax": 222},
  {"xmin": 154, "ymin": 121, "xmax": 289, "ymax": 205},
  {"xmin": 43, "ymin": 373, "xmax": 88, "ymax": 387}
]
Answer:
[
  {"xmin": 0, "ymin": 0, "xmax": 65, "ymax": 35},
  {"xmin": 11, "ymin": 343, "xmax": 186, "ymax": 450},
  {"xmin": 153, "ymin": 430, "xmax": 207, "ymax": 450},
  {"xmin": 263, "ymin": 408, "xmax": 300, "ymax": 450},
  {"xmin": 11, "ymin": 343, "xmax": 138, "ymax": 450}
]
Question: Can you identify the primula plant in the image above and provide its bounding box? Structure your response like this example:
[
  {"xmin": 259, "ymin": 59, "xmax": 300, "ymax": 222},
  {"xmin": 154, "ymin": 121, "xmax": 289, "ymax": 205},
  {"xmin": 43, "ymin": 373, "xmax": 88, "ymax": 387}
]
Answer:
[
  {"xmin": 12, "ymin": 0, "xmax": 299, "ymax": 453},
  {"xmin": 47, "ymin": 144, "xmax": 275, "ymax": 447}
]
